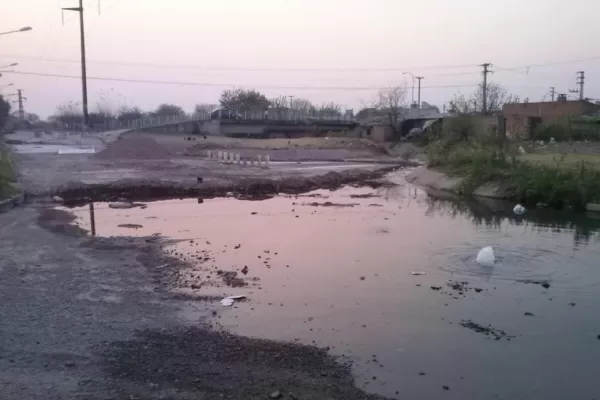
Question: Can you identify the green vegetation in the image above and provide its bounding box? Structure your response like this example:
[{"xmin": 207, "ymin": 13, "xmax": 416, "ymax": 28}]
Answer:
[
  {"xmin": 426, "ymin": 117, "xmax": 600, "ymax": 210},
  {"xmin": 532, "ymin": 117, "xmax": 600, "ymax": 142},
  {"xmin": 0, "ymin": 146, "xmax": 17, "ymax": 198}
]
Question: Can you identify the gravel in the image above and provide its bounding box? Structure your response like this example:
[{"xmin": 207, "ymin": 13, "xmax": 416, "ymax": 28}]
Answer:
[{"xmin": 94, "ymin": 136, "xmax": 172, "ymax": 160}]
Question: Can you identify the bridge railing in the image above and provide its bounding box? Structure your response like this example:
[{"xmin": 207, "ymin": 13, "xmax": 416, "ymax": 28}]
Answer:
[{"xmin": 91, "ymin": 111, "xmax": 356, "ymax": 132}]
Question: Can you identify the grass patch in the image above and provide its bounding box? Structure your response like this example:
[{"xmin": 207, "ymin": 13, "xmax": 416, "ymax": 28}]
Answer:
[
  {"xmin": 425, "ymin": 129, "xmax": 600, "ymax": 209},
  {"xmin": 0, "ymin": 146, "xmax": 17, "ymax": 198},
  {"xmin": 519, "ymin": 153, "xmax": 600, "ymax": 170}
]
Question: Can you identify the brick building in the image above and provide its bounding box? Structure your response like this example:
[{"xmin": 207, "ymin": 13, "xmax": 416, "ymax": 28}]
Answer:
[{"xmin": 503, "ymin": 100, "xmax": 599, "ymax": 139}]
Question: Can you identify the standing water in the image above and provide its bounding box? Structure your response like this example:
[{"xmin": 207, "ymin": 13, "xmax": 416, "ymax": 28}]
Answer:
[{"xmin": 64, "ymin": 170, "xmax": 600, "ymax": 400}]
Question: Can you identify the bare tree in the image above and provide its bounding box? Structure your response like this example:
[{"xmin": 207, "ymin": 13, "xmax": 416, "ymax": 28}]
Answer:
[
  {"xmin": 446, "ymin": 92, "xmax": 472, "ymax": 114},
  {"xmin": 317, "ymin": 101, "xmax": 342, "ymax": 117},
  {"xmin": 290, "ymin": 98, "xmax": 314, "ymax": 114},
  {"xmin": 473, "ymin": 83, "xmax": 519, "ymax": 113},
  {"xmin": 269, "ymin": 96, "xmax": 289, "ymax": 109},
  {"xmin": 448, "ymin": 84, "xmax": 519, "ymax": 114},
  {"xmin": 193, "ymin": 103, "xmax": 218, "ymax": 117},
  {"xmin": 377, "ymin": 86, "xmax": 408, "ymax": 133}
]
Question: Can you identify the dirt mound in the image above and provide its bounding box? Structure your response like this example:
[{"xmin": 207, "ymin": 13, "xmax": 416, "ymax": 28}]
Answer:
[{"xmin": 94, "ymin": 136, "xmax": 172, "ymax": 160}]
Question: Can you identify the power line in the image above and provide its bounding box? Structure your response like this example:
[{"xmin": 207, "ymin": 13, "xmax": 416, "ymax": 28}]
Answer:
[
  {"xmin": 0, "ymin": 53, "xmax": 481, "ymax": 73},
  {"xmin": 0, "ymin": 70, "xmax": 481, "ymax": 91}
]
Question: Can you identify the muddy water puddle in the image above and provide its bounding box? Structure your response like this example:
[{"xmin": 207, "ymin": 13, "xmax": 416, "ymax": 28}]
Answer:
[{"xmin": 63, "ymin": 174, "xmax": 600, "ymax": 400}]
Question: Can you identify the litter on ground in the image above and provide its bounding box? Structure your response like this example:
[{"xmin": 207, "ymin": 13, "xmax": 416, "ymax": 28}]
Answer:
[{"xmin": 220, "ymin": 295, "xmax": 247, "ymax": 306}]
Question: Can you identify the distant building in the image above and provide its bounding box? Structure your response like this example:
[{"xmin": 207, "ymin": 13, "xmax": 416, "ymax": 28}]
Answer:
[{"xmin": 503, "ymin": 100, "xmax": 600, "ymax": 139}]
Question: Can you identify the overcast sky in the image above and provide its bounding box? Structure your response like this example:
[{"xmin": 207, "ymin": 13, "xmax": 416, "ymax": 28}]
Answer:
[{"xmin": 1, "ymin": 0, "xmax": 599, "ymax": 118}]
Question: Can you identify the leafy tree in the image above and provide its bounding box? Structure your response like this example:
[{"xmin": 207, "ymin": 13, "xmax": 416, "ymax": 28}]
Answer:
[
  {"xmin": 25, "ymin": 113, "xmax": 40, "ymax": 123},
  {"xmin": 152, "ymin": 104, "xmax": 185, "ymax": 117},
  {"xmin": 0, "ymin": 95, "xmax": 11, "ymax": 129},
  {"xmin": 220, "ymin": 88, "xmax": 270, "ymax": 112}
]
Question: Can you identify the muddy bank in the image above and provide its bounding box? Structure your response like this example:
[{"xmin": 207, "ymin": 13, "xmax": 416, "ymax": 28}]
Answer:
[
  {"xmin": 103, "ymin": 327, "xmax": 389, "ymax": 400},
  {"xmin": 406, "ymin": 166, "xmax": 507, "ymax": 199},
  {"xmin": 55, "ymin": 166, "xmax": 400, "ymax": 205},
  {"xmin": 19, "ymin": 206, "xmax": 393, "ymax": 400}
]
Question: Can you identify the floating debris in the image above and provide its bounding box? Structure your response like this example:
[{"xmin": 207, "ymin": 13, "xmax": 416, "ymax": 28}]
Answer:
[
  {"xmin": 220, "ymin": 295, "xmax": 246, "ymax": 306},
  {"xmin": 476, "ymin": 246, "xmax": 495, "ymax": 267},
  {"xmin": 410, "ymin": 271, "xmax": 426, "ymax": 276},
  {"xmin": 459, "ymin": 320, "xmax": 511, "ymax": 341}
]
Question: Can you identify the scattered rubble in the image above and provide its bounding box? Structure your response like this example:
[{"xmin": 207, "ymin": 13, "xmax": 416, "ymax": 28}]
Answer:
[{"xmin": 459, "ymin": 320, "xmax": 512, "ymax": 341}]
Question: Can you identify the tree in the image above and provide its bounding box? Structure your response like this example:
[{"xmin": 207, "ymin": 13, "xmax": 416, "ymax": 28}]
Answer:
[
  {"xmin": 269, "ymin": 95, "xmax": 290, "ymax": 109},
  {"xmin": 317, "ymin": 101, "xmax": 343, "ymax": 117},
  {"xmin": 117, "ymin": 106, "xmax": 144, "ymax": 122},
  {"xmin": 377, "ymin": 86, "xmax": 408, "ymax": 133},
  {"xmin": 25, "ymin": 113, "xmax": 40, "ymax": 123},
  {"xmin": 474, "ymin": 83, "xmax": 519, "ymax": 113},
  {"xmin": 290, "ymin": 98, "xmax": 315, "ymax": 114},
  {"xmin": 0, "ymin": 95, "xmax": 11, "ymax": 129},
  {"xmin": 447, "ymin": 83, "xmax": 519, "ymax": 114},
  {"xmin": 193, "ymin": 103, "xmax": 218, "ymax": 116},
  {"xmin": 447, "ymin": 92, "xmax": 472, "ymax": 114},
  {"xmin": 220, "ymin": 88, "xmax": 270, "ymax": 112},
  {"xmin": 152, "ymin": 104, "xmax": 185, "ymax": 117},
  {"xmin": 49, "ymin": 101, "xmax": 83, "ymax": 127}
]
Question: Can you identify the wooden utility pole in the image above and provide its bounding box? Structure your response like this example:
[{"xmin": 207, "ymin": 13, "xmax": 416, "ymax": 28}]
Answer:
[
  {"xmin": 62, "ymin": 0, "xmax": 89, "ymax": 130},
  {"xmin": 480, "ymin": 63, "xmax": 492, "ymax": 113}
]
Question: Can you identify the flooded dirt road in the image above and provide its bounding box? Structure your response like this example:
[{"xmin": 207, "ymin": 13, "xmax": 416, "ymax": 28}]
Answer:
[{"xmin": 64, "ymin": 170, "xmax": 600, "ymax": 400}]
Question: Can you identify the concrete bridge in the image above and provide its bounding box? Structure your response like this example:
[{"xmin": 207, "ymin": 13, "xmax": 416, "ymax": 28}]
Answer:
[{"xmin": 132, "ymin": 118, "xmax": 358, "ymax": 138}]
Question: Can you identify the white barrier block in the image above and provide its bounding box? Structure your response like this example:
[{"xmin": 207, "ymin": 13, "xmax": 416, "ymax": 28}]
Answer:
[
  {"xmin": 218, "ymin": 151, "xmax": 223, "ymax": 163},
  {"xmin": 236, "ymin": 153, "xmax": 240, "ymax": 165},
  {"xmin": 257, "ymin": 155, "xmax": 262, "ymax": 168},
  {"xmin": 264, "ymin": 155, "xmax": 270, "ymax": 169}
]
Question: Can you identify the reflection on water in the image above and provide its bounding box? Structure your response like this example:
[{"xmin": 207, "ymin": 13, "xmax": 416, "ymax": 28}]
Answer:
[{"xmin": 66, "ymin": 170, "xmax": 600, "ymax": 400}]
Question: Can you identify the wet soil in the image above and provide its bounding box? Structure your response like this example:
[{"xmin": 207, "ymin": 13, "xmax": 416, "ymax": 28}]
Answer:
[
  {"xmin": 56, "ymin": 167, "xmax": 399, "ymax": 206},
  {"xmin": 1, "ymin": 205, "xmax": 391, "ymax": 400},
  {"xmin": 103, "ymin": 327, "xmax": 389, "ymax": 400}
]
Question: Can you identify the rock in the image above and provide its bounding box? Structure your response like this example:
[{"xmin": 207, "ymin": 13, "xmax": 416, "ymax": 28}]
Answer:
[
  {"xmin": 430, "ymin": 286, "xmax": 442, "ymax": 291},
  {"xmin": 197, "ymin": 198, "xmax": 204, "ymax": 204},
  {"xmin": 51, "ymin": 195, "xmax": 64, "ymax": 203},
  {"xmin": 191, "ymin": 283, "xmax": 202, "ymax": 289},
  {"xmin": 541, "ymin": 282, "xmax": 550, "ymax": 289},
  {"xmin": 241, "ymin": 266, "xmax": 249, "ymax": 275},
  {"xmin": 513, "ymin": 204, "xmax": 526, "ymax": 215},
  {"xmin": 419, "ymin": 372, "xmax": 426, "ymax": 376},
  {"xmin": 597, "ymin": 335, "xmax": 600, "ymax": 340},
  {"xmin": 443, "ymin": 385, "xmax": 450, "ymax": 390},
  {"xmin": 197, "ymin": 177, "xmax": 203, "ymax": 183},
  {"xmin": 524, "ymin": 312, "xmax": 534, "ymax": 317},
  {"xmin": 569, "ymin": 302, "xmax": 576, "ymax": 307},
  {"xmin": 270, "ymin": 391, "xmax": 282, "ymax": 399},
  {"xmin": 108, "ymin": 201, "xmax": 135, "ymax": 209},
  {"xmin": 251, "ymin": 212, "xmax": 258, "ymax": 215},
  {"xmin": 359, "ymin": 276, "xmax": 366, "ymax": 281}
]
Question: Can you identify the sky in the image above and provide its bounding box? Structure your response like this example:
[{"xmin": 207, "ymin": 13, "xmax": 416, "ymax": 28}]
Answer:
[{"xmin": 1, "ymin": 0, "xmax": 600, "ymax": 118}]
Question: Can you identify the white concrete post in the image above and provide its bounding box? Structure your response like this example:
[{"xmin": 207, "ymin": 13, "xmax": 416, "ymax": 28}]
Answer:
[
  {"xmin": 218, "ymin": 151, "xmax": 223, "ymax": 163},
  {"xmin": 235, "ymin": 153, "xmax": 240, "ymax": 165},
  {"xmin": 257, "ymin": 155, "xmax": 262, "ymax": 168},
  {"xmin": 207, "ymin": 150, "xmax": 212, "ymax": 159},
  {"xmin": 264, "ymin": 155, "xmax": 270, "ymax": 169},
  {"xmin": 243, "ymin": 158, "xmax": 247, "ymax": 167}
]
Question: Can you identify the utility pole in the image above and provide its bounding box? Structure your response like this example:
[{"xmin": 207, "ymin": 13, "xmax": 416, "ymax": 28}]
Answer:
[
  {"xmin": 288, "ymin": 95, "xmax": 295, "ymax": 109},
  {"xmin": 480, "ymin": 63, "xmax": 492, "ymax": 113},
  {"xmin": 577, "ymin": 71, "xmax": 584, "ymax": 100},
  {"xmin": 17, "ymin": 89, "xmax": 25, "ymax": 119},
  {"xmin": 62, "ymin": 0, "xmax": 89, "ymax": 130},
  {"xmin": 416, "ymin": 76, "xmax": 424, "ymax": 113},
  {"xmin": 550, "ymin": 87, "xmax": 555, "ymax": 102},
  {"xmin": 569, "ymin": 71, "xmax": 585, "ymax": 100}
]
